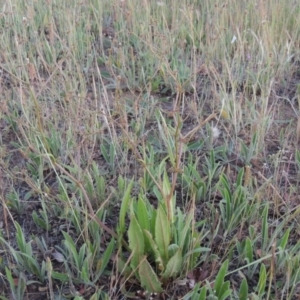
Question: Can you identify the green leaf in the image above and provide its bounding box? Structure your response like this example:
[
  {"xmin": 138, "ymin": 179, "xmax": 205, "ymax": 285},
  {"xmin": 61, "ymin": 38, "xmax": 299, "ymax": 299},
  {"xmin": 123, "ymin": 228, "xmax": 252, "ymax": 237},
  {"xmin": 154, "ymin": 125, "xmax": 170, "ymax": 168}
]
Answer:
[
  {"xmin": 279, "ymin": 228, "xmax": 290, "ymax": 250},
  {"xmin": 168, "ymin": 244, "xmax": 179, "ymax": 257},
  {"xmin": 32, "ymin": 211, "xmax": 47, "ymax": 229},
  {"xmin": 128, "ymin": 214, "xmax": 144, "ymax": 271},
  {"xmin": 184, "ymin": 247, "xmax": 211, "ymax": 259},
  {"xmin": 95, "ymin": 250, "xmax": 112, "ymax": 280},
  {"xmin": 224, "ymin": 190, "xmax": 231, "ymax": 225},
  {"xmin": 261, "ymin": 205, "xmax": 269, "ymax": 251},
  {"xmin": 218, "ymin": 281, "xmax": 232, "ymax": 300},
  {"xmin": 178, "ymin": 212, "xmax": 193, "ymax": 250},
  {"xmin": 137, "ymin": 196, "xmax": 150, "ymax": 232},
  {"xmin": 144, "ymin": 230, "xmax": 164, "ymax": 271},
  {"xmin": 109, "ymin": 143, "xmax": 115, "ymax": 168},
  {"xmin": 215, "ymin": 259, "xmax": 228, "ymax": 297},
  {"xmin": 138, "ymin": 257, "xmax": 163, "ymax": 293},
  {"xmin": 296, "ymin": 149, "xmax": 300, "ymax": 166},
  {"xmin": 236, "ymin": 167, "xmax": 244, "ymax": 187},
  {"xmin": 155, "ymin": 205, "xmax": 171, "ymax": 260},
  {"xmin": 257, "ymin": 263, "xmax": 266, "ymax": 296},
  {"xmin": 118, "ymin": 180, "xmax": 134, "ymax": 236},
  {"xmin": 219, "ymin": 174, "xmax": 230, "ymax": 195},
  {"xmin": 15, "ymin": 222, "xmax": 27, "ymax": 254},
  {"xmin": 22, "ymin": 252, "xmax": 43, "ymax": 275},
  {"xmin": 244, "ymin": 237, "xmax": 253, "ymax": 263},
  {"xmin": 98, "ymin": 239, "xmax": 115, "ymax": 275},
  {"xmin": 118, "ymin": 176, "xmax": 125, "ymax": 193},
  {"xmin": 162, "ymin": 248, "xmax": 182, "ymax": 279},
  {"xmin": 187, "ymin": 139, "xmax": 204, "ymax": 151},
  {"xmin": 100, "ymin": 144, "xmax": 109, "ymax": 163},
  {"xmin": 198, "ymin": 286, "xmax": 207, "ymax": 300},
  {"xmin": 153, "ymin": 185, "xmax": 163, "ymax": 203},
  {"xmin": 51, "ymin": 271, "xmax": 69, "ymax": 282},
  {"xmin": 183, "ymin": 283, "xmax": 205, "ymax": 300},
  {"xmin": 5, "ymin": 267, "xmax": 16, "ymax": 297},
  {"xmin": 81, "ymin": 258, "xmax": 90, "ymax": 282},
  {"xmin": 78, "ymin": 244, "xmax": 86, "ymax": 268},
  {"xmin": 117, "ymin": 257, "xmax": 131, "ymax": 277},
  {"xmin": 239, "ymin": 278, "xmax": 248, "ymax": 300},
  {"xmin": 62, "ymin": 231, "xmax": 79, "ymax": 268}
]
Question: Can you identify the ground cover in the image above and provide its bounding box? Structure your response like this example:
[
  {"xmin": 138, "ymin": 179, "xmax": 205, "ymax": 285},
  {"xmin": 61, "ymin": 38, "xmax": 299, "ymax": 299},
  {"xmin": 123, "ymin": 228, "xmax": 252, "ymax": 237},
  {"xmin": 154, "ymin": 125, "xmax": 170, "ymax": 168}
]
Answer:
[{"xmin": 1, "ymin": 0, "xmax": 300, "ymax": 299}]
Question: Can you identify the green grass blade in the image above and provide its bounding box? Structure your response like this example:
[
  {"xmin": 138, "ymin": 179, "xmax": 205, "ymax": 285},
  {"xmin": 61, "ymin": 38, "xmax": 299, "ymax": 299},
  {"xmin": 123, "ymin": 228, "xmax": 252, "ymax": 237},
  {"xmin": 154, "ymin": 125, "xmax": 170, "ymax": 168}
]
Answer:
[
  {"xmin": 244, "ymin": 237, "xmax": 253, "ymax": 263},
  {"xmin": 218, "ymin": 281, "xmax": 232, "ymax": 300},
  {"xmin": 215, "ymin": 259, "xmax": 228, "ymax": 297},
  {"xmin": 279, "ymin": 228, "xmax": 290, "ymax": 250},
  {"xmin": 118, "ymin": 179, "xmax": 134, "ymax": 236},
  {"xmin": 261, "ymin": 205, "xmax": 269, "ymax": 252},
  {"xmin": 257, "ymin": 263, "xmax": 267, "ymax": 296},
  {"xmin": 98, "ymin": 239, "xmax": 115, "ymax": 276},
  {"xmin": 239, "ymin": 278, "xmax": 249, "ymax": 300},
  {"xmin": 5, "ymin": 267, "xmax": 17, "ymax": 300},
  {"xmin": 198, "ymin": 286, "xmax": 207, "ymax": 300}
]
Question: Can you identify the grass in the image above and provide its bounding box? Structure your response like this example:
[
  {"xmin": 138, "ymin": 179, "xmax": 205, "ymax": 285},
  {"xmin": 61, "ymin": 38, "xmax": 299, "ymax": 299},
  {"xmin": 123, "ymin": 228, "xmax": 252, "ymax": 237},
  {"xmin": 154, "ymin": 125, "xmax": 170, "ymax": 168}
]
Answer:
[{"xmin": 1, "ymin": 0, "xmax": 300, "ymax": 299}]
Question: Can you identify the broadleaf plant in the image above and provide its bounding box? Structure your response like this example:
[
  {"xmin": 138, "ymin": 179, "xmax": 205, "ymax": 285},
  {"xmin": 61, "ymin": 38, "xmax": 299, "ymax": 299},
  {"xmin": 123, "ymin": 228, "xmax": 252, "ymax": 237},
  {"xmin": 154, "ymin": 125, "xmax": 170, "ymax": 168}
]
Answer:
[{"xmin": 117, "ymin": 171, "xmax": 209, "ymax": 293}]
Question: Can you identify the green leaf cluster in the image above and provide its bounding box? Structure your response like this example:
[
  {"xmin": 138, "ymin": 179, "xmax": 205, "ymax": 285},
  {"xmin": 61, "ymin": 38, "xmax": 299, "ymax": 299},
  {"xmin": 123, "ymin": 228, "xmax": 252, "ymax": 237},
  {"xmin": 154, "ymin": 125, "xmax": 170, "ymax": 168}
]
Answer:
[{"xmin": 117, "ymin": 184, "xmax": 209, "ymax": 293}]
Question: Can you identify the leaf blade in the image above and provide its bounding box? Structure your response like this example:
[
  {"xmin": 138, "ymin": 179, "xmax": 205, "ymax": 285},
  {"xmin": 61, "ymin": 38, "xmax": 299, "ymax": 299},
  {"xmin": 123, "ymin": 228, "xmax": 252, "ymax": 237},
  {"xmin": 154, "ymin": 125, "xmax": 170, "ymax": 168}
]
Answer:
[
  {"xmin": 161, "ymin": 248, "xmax": 182, "ymax": 279},
  {"xmin": 138, "ymin": 257, "xmax": 163, "ymax": 293},
  {"xmin": 155, "ymin": 205, "xmax": 170, "ymax": 261},
  {"xmin": 128, "ymin": 214, "xmax": 144, "ymax": 271}
]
